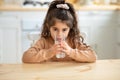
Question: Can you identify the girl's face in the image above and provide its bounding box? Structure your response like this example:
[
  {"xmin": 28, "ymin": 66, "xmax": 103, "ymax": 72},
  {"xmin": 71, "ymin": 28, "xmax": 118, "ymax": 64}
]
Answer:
[{"xmin": 50, "ymin": 21, "xmax": 70, "ymax": 41}]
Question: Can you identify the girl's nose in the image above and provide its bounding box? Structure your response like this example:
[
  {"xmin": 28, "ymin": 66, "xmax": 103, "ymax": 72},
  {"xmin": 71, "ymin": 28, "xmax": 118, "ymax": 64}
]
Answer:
[{"xmin": 57, "ymin": 31, "xmax": 63, "ymax": 37}]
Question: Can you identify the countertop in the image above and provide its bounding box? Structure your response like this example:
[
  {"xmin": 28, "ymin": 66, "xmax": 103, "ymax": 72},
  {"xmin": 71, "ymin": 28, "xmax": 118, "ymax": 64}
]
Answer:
[
  {"xmin": 0, "ymin": 59, "xmax": 120, "ymax": 80},
  {"xmin": 0, "ymin": 5, "xmax": 120, "ymax": 11}
]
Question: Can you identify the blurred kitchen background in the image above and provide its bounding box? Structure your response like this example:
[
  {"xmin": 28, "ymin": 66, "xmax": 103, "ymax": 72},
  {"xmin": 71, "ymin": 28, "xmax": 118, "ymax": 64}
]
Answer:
[{"xmin": 0, "ymin": 0, "xmax": 120, "ymax": 63}]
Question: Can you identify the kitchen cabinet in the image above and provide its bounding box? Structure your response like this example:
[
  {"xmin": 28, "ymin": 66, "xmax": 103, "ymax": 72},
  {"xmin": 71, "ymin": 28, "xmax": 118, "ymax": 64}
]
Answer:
[
  {"xmin": 78, "ymin": 11, "xmax": 118, "ymax": 59},
  {"xmin": 19, "ymin": 11, "xmax": 47, "ymax": 53},
  {"xmin": 116, "ymin": 27, "xmax": 120, "ymax": 58},
  {"xmin": 0, "ymin": 11, "xmax": 47, "ymax": 63},
  {"xmin": 116, "ymin": 11, "xmax": 120, "ymax": 58},
  {"xmin": 0, "ymin": 12, "xmax": 21, "ymax": 63}
]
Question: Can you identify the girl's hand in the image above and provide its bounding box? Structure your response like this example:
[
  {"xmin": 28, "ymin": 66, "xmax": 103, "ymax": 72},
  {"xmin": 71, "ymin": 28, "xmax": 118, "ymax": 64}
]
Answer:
[
  {"xmin": 61, "ymin": 41, "xmax": 72, "ymax": 55},
  {"xmin": 48, "ymin": 43, "xmax": 63, "ymax": 57}
]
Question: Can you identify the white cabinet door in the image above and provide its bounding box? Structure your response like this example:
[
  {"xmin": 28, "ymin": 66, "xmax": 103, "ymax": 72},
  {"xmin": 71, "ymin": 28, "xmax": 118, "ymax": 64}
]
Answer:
[
  {"xmin": 116, "ymin": 27, "xmax": 120, "ymax": 58},
  {"xmin": 20, "ymin": 11, "xmax": 47, "ymax": 53},
  {"xmin": 0, "ymin": 15, "xmax": 21, "ymax": 63},
  {"xmin": 116, "ymin": 11, "xmax": 120, "ymax": 58},
  {"xmin": 0, "ymin": 29, "xmax": 2, "ymax": 63},
  {"xmin": 78, "ymin": 11, "xmax": 117, "ymax": 59}
]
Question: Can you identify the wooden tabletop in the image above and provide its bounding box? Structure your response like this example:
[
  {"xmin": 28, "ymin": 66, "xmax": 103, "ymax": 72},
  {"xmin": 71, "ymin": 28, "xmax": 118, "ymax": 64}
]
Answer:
[{"xmin": 0, "ymin": 59, "xmax": 120, "ymax": 80}]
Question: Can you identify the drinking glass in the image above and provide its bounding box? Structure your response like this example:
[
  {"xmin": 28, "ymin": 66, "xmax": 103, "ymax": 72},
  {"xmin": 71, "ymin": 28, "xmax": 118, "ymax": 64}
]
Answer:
[{"xmin": 54, "ymin": 33, "xmax": 66, "ymax": 58}]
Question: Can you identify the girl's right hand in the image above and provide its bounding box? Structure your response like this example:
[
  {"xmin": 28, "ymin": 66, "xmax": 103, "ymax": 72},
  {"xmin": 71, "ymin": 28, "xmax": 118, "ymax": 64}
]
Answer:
[{"xmin": 46, "ymin": 43, "xmax": 63, "ymax": 58}]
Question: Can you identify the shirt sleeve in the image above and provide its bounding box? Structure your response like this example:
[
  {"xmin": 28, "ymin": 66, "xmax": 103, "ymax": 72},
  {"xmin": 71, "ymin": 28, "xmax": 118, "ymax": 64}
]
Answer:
[
  {"xmin": 69, "ymin": 43, "xmax": 97, "ymax": 63},
  {"xmin": 22, "ymin": 38, "xmax": 51, "ymax": 63}
]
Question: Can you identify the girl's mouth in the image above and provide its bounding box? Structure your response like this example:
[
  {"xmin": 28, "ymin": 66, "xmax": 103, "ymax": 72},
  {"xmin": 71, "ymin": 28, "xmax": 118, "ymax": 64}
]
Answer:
[{"xmin": 56, "ymin": 38, "xmax": 63, "ymax": 42}]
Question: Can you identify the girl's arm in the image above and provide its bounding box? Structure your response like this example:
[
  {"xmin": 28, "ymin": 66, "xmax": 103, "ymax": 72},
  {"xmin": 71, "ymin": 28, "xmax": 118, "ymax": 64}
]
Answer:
[
  {"xmin": 22, "ymin": 38, "xmax": 53, "ymax": 63},
  {"xmin": 69, "ymin": 44, "xmax": 97, "ymax": 63},
  {"xmin": 62, "ymin": 42, "xmax": 97, "ymax": 63}
]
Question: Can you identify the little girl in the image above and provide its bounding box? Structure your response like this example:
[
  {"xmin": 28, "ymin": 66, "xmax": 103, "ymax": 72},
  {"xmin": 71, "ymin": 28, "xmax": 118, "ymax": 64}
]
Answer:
[{"xmin": 22, "ymin": 0, "xmax": 97, "ymax": 63}]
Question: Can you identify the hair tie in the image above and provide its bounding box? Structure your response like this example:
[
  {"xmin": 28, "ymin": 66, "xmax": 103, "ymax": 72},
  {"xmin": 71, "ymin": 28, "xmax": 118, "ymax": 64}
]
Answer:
[{"xmin": 56, "ymin": 4, "xmax": 69, "ymax": 10}]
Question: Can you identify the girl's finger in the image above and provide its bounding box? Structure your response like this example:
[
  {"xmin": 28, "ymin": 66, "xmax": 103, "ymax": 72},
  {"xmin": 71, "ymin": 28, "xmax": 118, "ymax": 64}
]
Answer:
[
  {"xmin": 60, "ymin": 44, "xmax": 67, "ymax": 50},
  {"xmin": 61, "ymin": 49, "xmax": 67, "ymax": 54}
]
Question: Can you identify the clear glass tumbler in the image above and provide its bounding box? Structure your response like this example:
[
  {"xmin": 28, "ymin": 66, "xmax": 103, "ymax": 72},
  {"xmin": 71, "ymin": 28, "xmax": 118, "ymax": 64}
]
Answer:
[{"xmin": 54, "ymin": 33, "xmax": 66, "ymax": 58}]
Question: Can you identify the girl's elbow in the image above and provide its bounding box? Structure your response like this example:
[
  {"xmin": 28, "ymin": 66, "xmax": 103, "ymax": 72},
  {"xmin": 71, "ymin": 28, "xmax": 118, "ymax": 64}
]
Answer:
[
  {"xmin": 89, "ymin": 57, "xmax": 96, "ymax": 63},
  {"xmin": 89, "ymin": 55, "xmax": 97, "ymax": 63},
  {"xmin": 22, "ymin": 55, "xmax": 29, "ymax": 63},
  {"xmin": 22, "ymin": 53, "xmax": 32, "ymax": 63}
]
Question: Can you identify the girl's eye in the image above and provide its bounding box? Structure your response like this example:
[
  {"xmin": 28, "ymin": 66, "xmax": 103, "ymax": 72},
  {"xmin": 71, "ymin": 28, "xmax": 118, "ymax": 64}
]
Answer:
[
  {"xmin": 54, "ymin": 28, "xmax": 57, "ymax": 31},
  {"xmin": 63, "ymin": 29, "xmax": 67, "ymax": 32}
]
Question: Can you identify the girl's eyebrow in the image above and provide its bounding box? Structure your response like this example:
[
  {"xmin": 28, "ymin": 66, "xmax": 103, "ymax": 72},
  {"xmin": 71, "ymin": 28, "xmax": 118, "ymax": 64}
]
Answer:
[
  {"xmin": 63, "ymin": 28, "xmax": 69, "ymax": 30},
  {"xmin": 52, "ymin": 26, "xmax": 69, "ymax": 29},
  {"xmin": 52, "ymin": 26, "xmax": 57, "ymax": 28}
]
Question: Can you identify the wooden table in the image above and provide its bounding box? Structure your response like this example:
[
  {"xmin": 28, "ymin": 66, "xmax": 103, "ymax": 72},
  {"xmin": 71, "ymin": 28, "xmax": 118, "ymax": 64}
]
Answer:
[{"xmin": 0, "ymin": 59, "xmax": 120, "ymax": 80}]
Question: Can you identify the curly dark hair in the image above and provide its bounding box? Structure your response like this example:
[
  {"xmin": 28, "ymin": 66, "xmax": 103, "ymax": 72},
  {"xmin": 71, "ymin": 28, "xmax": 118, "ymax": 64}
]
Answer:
[{"xmin": 41, "ymin": 0, "xmax": 84, "ymax": 48}]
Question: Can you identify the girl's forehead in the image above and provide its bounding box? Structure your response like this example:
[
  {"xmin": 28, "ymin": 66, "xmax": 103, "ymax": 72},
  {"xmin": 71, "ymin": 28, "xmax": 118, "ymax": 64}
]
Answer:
[{"xmin": 52, "ymin": 21, "xmax": 69, "ymax": 28}]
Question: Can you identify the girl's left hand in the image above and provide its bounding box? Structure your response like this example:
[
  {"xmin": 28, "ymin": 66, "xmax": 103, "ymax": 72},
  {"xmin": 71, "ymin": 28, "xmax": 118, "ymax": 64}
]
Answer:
[{"xmin": 61, "ymin": 41, "xmax": 72, "ymax": 55}]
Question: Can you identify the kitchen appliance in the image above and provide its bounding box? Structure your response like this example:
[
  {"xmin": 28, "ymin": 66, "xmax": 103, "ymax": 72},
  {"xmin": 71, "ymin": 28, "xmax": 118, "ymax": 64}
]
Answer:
[{"xmin": 23, "ymin": 0, "xmax": 52, "ymax": 8}]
